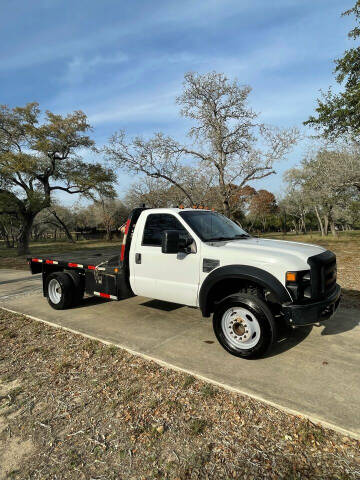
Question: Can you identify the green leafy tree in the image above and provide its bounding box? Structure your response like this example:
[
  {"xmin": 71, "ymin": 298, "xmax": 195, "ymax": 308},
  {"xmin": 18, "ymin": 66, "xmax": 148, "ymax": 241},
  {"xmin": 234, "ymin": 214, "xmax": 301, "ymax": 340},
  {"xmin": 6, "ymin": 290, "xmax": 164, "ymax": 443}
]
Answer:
[
  {"xmin": 305, "ymin": 2, "xmax": 360, "ymax": 140},
  {"xmin": 0, "ymin": 103, "xmax": 115, "ymax": 254}
]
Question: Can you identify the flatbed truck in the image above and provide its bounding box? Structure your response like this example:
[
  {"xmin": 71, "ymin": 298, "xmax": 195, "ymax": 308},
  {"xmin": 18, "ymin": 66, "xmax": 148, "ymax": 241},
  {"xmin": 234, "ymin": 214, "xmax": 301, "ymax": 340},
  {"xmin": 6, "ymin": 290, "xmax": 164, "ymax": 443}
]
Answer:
[{"xmin": 29, "ymin": 207, "xmax": 341, "ymax": 358}]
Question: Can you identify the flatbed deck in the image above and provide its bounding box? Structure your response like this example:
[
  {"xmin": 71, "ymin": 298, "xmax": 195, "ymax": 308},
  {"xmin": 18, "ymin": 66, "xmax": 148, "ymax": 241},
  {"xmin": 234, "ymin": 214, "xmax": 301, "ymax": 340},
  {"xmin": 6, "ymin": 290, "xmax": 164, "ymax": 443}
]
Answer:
[{"xmin": 29, "ymin": 248, "xmax": 121, "ymax": 269}]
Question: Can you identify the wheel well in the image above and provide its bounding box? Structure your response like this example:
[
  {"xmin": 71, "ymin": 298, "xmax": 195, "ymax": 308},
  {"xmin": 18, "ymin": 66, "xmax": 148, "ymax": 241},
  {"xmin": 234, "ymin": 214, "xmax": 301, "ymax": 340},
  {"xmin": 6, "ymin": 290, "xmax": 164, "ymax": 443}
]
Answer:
[{"xmin": 205, "ymin": 277, "xmax": 280, "ymax": 316}]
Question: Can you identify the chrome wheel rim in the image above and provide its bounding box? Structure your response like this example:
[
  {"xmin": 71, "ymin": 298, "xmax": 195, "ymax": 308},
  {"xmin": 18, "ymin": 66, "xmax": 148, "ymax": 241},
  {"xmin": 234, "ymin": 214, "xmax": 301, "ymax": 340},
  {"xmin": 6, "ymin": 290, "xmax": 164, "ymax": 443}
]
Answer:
[
  {"xmin": 221, "ymin": 306, "xmax": 261, "ymax": 350},
  {"xmin": 48, "ymin": 278, "xmax": 62, "ymax": 304}
]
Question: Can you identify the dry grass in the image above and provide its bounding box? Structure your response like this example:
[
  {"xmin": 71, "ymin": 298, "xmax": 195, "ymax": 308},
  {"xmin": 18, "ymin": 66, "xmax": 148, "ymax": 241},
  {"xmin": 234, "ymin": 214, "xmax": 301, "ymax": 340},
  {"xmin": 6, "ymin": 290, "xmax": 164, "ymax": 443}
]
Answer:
[
  {"xmin": 0, "ymin": 310, "xmax": 359, "ymax": 480},
  {"xmin": 0, "ymin": 239, "xmax": 121, "ymax": 270}
]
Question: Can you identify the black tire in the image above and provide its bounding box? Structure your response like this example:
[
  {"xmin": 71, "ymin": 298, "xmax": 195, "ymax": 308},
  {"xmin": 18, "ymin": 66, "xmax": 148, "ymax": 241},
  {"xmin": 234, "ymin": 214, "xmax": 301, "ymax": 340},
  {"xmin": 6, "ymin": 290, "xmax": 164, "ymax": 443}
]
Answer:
[
  {"xmin": 65, "ymin": 271, "xmax": 85, "ymax": 306},
  {"xmin": 213, "ymin": 293, "xmax": 277, "ymax": 359},
  {"xmin": 46, "ymin": 272, "xmax": 75, "ymax": 310},
  {"xmin": 73, "ymin": 285, "xmax": 85, "ymax": 306}
]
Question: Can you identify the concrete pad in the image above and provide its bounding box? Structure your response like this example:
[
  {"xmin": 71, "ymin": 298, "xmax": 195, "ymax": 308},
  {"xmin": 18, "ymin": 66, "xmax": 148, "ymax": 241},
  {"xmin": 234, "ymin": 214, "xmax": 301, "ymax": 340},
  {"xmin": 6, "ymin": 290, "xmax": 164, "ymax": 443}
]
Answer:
[
  {"xmin": 0, "ymin": 269, "xmax": 42, "ymax": 300},
  {"xmin": 1, "ymin": 269, "xmax": 359, "ymax": 439}
]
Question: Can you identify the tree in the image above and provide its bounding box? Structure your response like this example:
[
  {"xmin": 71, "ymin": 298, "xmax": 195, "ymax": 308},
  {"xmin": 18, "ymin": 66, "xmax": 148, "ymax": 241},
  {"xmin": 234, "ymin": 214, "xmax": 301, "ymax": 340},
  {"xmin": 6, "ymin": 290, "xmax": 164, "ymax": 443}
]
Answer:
[
  {"xmin": 33, "ymin": 204, "xmax": 76, "ymax": 243},
  {"xmin": 248, "ymin": 189, "xmax": 277, "ymax": 231},
  {"xmin": 319, "ymin": 144, "xmax": 360, "ymax": 194},
  {"xmin": 125, "ymin": 168, "xmax": 217, "ymax": 210},
  {"xmin": 105, "ymin": 133, "xmax": 196, "ymax": 205},
  {"xmin": 0, "ymin": 213, "xmax": 21, "ymax": 248},
  {"xmin": 305, "ymin": 2, "xmax": 360, "ymax": 140},
  {"xmin": 0, "ymin": 103, "xmax": 116, "ymax": 254},
  {"xmin": 105, "ymin": 72, "xmax": 298, "ymax": 218},
  {"xmin": 90, "ymin": 198, "xmax": 129, "ymax": 240},
  {"xmin": 279, "ymin": 188, "xmax": 311, "ymax": 234},
  {"xmin": 176, "ymin": 72, "xmax": 298, "ymax": 217},
  {"xmin": 284, "ymin": 149, "xmax": 358, "ymax": 236}
]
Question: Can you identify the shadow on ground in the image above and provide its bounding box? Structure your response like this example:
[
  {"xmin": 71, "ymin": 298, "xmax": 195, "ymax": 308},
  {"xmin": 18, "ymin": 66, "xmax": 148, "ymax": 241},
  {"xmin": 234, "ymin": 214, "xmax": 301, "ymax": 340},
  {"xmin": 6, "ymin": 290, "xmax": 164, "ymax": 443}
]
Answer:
[
  {"xmin": 73, "ymin": 296, "xmax": 109, "ymax": 308},
  {"xmin": 320, "ymin": 311, "xmax": 359, "ymax": 335},
  {"xmin": 73, "ymin": 295, "xmax": 359, "ymax": 356},
  {"xmin": 341, "ymin": 288, "xmax": 360, "ymax": 309},
  {"xmin": 140, "ymin": 299, "xmax": 183, "ymax": 312},
  {"xmin": 265, "ymin": 322, "xmax": 313, "ymax": 358}
]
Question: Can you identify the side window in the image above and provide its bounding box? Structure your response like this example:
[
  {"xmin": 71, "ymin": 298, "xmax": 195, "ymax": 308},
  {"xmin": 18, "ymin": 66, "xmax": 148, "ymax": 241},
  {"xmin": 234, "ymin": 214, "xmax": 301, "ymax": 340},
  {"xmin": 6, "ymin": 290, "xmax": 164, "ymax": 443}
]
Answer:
[{"xmin": 142, "ymin": 214, "xmax": 190, "ymax": 247}]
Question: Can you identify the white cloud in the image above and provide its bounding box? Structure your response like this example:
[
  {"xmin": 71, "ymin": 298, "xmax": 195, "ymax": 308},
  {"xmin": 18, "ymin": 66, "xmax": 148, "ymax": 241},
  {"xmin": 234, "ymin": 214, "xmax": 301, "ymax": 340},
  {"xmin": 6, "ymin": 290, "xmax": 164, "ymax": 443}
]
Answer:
[
  {"xmin": 2, "ymin": 0, "xmax": 322, "ymax": 73},
  {"xmin": 88, "ymin": 89, "xmax": 178, "ymax": 125},
  {"xmin": 62, "ymin": 52, "xmax": 128, "ymax": 85}
]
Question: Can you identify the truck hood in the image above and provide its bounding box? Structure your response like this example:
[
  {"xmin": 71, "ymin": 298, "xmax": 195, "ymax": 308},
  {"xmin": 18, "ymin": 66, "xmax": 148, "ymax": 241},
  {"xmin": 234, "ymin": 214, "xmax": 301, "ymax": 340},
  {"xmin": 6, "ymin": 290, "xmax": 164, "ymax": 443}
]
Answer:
[{"xmin": 205, "ymin": 237, "xmax": 325, "ymax": 270}]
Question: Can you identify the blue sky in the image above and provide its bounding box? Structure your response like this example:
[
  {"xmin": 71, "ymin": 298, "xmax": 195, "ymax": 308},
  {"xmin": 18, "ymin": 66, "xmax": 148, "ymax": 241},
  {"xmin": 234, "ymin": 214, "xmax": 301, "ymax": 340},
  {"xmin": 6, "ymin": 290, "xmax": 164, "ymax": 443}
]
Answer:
[{"xmin": 0, "ymin": 0, "xmax": 354, "ymax": 204}]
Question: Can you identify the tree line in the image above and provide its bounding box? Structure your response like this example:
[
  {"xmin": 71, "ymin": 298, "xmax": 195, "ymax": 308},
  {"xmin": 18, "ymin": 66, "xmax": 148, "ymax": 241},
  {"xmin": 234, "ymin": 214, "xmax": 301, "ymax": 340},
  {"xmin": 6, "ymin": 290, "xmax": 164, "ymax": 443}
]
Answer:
[{"xmin": 1, "ymin": 1, "xmax": 360, "ymax": 253}]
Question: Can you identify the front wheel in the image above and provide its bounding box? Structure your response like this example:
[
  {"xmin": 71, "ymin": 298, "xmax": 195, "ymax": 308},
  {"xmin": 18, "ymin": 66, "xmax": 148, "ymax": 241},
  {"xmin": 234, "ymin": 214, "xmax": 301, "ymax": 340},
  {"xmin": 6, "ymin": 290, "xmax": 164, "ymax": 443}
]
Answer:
[{"xmin": 213, "ymin": 294, "xmax": 277, "ymax": 359}]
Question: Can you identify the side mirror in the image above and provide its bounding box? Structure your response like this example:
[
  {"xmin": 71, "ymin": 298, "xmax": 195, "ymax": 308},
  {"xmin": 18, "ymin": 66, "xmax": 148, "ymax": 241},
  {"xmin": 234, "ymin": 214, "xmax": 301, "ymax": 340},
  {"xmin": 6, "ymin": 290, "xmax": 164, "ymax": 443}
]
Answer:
[
  {"xmin": 162, "ymin": 230, "xmax": 180, "ymax": 254},
  {"xmin": 178, "ymin": 236, "xmax": 193, "ymax": 251}
]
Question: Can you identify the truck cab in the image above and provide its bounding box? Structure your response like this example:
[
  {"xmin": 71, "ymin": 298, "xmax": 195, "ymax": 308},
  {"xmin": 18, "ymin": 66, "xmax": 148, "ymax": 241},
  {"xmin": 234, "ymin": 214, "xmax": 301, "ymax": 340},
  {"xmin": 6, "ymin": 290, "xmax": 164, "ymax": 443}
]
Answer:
[{"xmin": 29, "ymin": 207, "xmax": 341, "ymax": 359}]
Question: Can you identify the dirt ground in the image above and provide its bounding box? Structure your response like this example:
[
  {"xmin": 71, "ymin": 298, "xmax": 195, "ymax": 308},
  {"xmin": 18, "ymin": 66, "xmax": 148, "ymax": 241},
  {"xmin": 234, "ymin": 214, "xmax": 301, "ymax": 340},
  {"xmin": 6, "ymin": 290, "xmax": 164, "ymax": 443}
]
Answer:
[{"xmin": 0, "ymin": 310, "xmax": 359, "ymax": 480}]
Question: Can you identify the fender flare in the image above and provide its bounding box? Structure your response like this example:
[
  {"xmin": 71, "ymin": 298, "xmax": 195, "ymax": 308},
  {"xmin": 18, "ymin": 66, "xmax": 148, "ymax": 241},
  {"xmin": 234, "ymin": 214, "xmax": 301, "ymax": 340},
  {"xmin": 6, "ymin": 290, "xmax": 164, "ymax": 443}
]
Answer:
[{"xmin": 199, "ymin": 264, "xmax": 291, "ymax": 317}]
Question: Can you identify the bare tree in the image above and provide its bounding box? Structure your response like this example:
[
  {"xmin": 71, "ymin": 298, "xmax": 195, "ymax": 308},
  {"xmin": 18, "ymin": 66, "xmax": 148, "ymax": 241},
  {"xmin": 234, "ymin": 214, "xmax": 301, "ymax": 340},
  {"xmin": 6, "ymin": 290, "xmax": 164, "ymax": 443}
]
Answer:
[
  {"xmin": 91, "ymin": 198, "xmax": 129, "ymax": 241},
  {"xmin": 284, "ymin": 148, "xmax": 358, "ymax": 236},
  {"xmin": 104, "ymin": 72, "xmax": 298, "ymax": 218},
  {"xmin": 125, "ymin": 168, "xmax": 217, "ymax": 209},
  {"xmin": 176, "ymin": 72, "xmax": 298, "ymax": 217},
  {"xmin": 104, "ymin": 132, "xmax": 195, "ymax": 205}
]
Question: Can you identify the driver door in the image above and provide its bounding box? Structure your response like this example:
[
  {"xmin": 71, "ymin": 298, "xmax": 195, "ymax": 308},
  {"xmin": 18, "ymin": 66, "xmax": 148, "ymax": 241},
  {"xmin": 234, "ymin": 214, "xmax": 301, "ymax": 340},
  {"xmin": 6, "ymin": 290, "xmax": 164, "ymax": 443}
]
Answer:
[{"xmin": 132, "ymin": 213, "xmax": 200, "ymax": 306}]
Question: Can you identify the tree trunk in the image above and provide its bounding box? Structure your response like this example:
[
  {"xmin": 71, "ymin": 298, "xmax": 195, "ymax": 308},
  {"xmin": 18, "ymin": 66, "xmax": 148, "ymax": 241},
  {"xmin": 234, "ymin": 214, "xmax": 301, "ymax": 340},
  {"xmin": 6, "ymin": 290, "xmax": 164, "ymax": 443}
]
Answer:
[
  {"xmin": 292, "ymin": 220, "xmax": 298, "ymax": 234},
  {"xmin": 323, "ymin": 214, "xmax": 329, "ymax": 236},
  {"xmin": 328, "ymin": 205, "xmax": 336, "ymax": 237},
  {"xmin": 0, "ymin": 222, "xmax": 11, "ymax": 248},
  {"xmin": 106, "ymin": 226, "xmax": 113, "ymax": 241},
  {"xmin": 223, "ymin": 198, "xmax": 231, "ymax": 218},
  {"xmin": 330, "ymin": 221, "xmax": 336, "ymax": 236},
  {"xmin": 50, "ymin": 209, "xmax": 75, "ymax": 243},
  {"xmin": 17, "ymin": 214, "xmax": 35, "ymax": 255},
  {"xmin": 281, "ymin": 211, "xmax": 287, "ymax": 234},
  {"xmin": 301, "ymin": 214, "xmax": 307, "ymax": 233},
  {"xmin": 314, "ymin": 205, "xmax": 324, "ymax": 236}
]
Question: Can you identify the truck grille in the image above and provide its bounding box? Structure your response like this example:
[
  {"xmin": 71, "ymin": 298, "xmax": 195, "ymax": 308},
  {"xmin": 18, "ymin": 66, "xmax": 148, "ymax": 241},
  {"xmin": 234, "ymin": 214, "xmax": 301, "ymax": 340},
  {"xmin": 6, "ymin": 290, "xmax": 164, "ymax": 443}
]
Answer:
[
  {"xmin": 307, "ymin": 250, "xmax": 337, "ymax": 300},
  {"xmin": 324, "ymin": 260, "xmax": 337, "ymax": 294}
]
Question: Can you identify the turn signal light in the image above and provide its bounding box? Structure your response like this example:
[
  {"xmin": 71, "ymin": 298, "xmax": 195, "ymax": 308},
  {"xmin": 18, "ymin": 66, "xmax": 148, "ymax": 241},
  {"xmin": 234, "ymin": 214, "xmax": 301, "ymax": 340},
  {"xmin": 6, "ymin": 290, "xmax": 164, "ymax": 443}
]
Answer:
[{"xmin": 286, "ymin": 272, "xmax": 297, "ymax": 282}]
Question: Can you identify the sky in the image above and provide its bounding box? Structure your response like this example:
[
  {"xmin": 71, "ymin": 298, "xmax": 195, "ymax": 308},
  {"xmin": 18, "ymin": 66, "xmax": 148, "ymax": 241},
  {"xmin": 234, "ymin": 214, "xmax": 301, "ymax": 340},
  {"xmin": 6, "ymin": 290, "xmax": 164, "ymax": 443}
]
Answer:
[{"xmin": 0, "ymin": 0, "xmax": 354, "ymax": 205}]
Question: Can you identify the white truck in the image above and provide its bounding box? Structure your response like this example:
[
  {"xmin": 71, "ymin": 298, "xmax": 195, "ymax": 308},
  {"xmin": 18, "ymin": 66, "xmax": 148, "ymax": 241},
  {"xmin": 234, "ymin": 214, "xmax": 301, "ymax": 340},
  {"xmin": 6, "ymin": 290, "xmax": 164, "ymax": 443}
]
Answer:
[{"xmin": 29, "ymin": 207, "xmax": 341, "ymax": 359}]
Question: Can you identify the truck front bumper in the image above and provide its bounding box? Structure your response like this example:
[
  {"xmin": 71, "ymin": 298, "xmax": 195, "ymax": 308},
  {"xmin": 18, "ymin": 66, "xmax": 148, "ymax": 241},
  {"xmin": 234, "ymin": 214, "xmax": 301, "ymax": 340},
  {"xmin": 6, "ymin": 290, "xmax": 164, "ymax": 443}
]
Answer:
[{"xmin": 282, "ymin": 284, "xmax": 341, "ymax": 326}]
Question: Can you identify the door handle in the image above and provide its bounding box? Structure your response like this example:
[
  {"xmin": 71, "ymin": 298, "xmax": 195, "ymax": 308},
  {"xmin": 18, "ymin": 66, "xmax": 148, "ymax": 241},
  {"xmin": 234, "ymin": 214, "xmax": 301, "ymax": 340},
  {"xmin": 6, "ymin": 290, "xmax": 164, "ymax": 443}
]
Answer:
[{"xmin": 135, "ymin": 253, "xmax": 141, "ymax": 264}]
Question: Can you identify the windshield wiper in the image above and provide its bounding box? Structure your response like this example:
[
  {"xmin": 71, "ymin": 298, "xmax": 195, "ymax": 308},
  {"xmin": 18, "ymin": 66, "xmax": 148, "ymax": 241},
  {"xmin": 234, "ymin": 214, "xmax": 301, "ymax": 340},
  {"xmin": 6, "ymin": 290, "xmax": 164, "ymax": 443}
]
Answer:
[
  {"xmin": 206, "ymin": 235, "xmax": 249, "ymax": 242},
  {"xmin": 206, "ymin": 236, "xmax": 234, "ymax": 242}
]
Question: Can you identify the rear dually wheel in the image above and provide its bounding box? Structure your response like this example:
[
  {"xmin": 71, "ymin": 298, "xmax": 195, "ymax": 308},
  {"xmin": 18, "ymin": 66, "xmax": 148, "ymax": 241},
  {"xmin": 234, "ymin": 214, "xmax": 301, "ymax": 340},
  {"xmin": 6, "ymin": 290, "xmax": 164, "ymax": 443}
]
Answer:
[{"xmin": 46, "ymin": 272, "xmax": 75, "ymax": 310}]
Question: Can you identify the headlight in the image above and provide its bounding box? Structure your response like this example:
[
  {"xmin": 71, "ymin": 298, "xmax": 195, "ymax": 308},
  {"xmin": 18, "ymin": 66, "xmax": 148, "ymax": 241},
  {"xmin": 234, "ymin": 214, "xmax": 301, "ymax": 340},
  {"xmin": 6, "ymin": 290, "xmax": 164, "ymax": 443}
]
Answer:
[{"xmin": 286, "ymin": 270, "xmax": 311, "ymax": 301}]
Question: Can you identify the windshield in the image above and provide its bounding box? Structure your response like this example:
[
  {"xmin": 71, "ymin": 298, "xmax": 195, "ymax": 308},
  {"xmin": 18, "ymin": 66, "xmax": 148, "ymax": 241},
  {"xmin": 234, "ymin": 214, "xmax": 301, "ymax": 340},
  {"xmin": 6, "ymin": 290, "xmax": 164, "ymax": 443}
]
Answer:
[{"xmin": 179, "ymin": 211, "xmax": 250, "ymax": 242}]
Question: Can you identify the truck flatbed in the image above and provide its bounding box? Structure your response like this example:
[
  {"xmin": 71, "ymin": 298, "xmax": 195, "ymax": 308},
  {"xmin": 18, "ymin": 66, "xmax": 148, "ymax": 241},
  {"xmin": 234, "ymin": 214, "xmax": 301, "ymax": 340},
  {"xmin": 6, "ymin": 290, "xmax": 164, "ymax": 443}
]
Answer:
[
  {"xmin": 27, "ymin": 206, "xmax": 341, "ymax": 359},
  {"xmin": 30, "ymin": 248, "xmax": 121, "ymax": 269}
]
